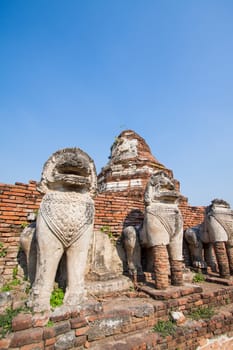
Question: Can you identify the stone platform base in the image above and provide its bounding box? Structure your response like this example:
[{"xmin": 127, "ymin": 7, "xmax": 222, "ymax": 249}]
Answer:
[
  {"xmin": 3, "ymin": 280, "xmax": 233, "ymax": 349},
  {"xmin": 137, "ymin": 282, "xmax": 203, "ymax": 300},
  {"xmin": 86, "ymin": 276, "xmax": 133, "ymax": 296},
  {"xmin": 205, "ymin": 274, "xmax": 233, "ymax": 286}
]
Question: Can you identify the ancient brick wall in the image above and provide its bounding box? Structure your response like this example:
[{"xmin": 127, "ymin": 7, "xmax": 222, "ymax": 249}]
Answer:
[
  {"xmin": 0, "ymin": 181, "xmax": 42, "ymax": 282},
  {"xmin": 94, "ymin": 190, "xmax": 144, "ymax": 234},
  {"xmin": 0, "ymin": 181, "xmax": 204, "ymax": 282},
  {"xmin": 179, "ymin": 197, "xmax": 205, "ymax": 230}
]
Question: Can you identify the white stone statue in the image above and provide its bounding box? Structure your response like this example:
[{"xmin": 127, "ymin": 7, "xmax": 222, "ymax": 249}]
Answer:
[
  {"xmin": 204, "ymin": 199, "xmax": 233, "ymax": 278},
  {"xmin": 122, "ymin": 225, "xmax": 143, "ymax": 275},
  {"xmin": 141, "ymin": 171, "xmax": 184, "ymax": 289},
  {"xmin": 184, "ymin": 224, "xmax": 216, "ymax": 271},
  {"xmin": 28, "ymin": 148, "xmax": 97, "ymax": 312},
  {"xmin": 123, "ymin": 171, "xmax": 184, "ymax": 288},
  {"xmin": 185, "ymin": 199, "xmax": 233, "ymax": 278}
]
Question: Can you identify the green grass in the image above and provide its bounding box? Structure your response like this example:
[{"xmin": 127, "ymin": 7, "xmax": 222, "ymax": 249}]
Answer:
[
  {"xmin": 0, "ymin": 242, "xmax": 7, "ymax": 257},
  {"xmin": 50, "ymin": 287, "xmax": 64, "ymax": 308},
  {"xmin": 100, "ymin": 225, "xmax": 113, "ymax": 238},
  {"xmin": 152, "ymin": 319, "xmax": 176, "ymax": 337},
  {"xmin": 0, "ymin": 265, "xmax": 21, "ymax": 292},
  {"xmin": 46, "ymin": 320, "xmax": 54, "ymax": 327},
  {"xmin": 0, "ymin": 307, "xmax": 28, "ymax": 338},
  {"xmin": 192, "ymin": 272, "xmax": 205, "ymax": 283},
  {"xmin": 189, "ymin": 306, "xmax": 214, "ymax": 320}
]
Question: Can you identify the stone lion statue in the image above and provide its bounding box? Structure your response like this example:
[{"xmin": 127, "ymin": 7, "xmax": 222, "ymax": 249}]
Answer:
[{"xmin": 23, "ymin": 148, "xmax": 97, "ymax": 312}]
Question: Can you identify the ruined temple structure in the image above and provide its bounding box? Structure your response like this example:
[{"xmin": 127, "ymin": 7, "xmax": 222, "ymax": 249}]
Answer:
[
  {"xmin": 0, "ymin": 129, "xmax": 205, "ymax": 284},
  {"xmin": 2, "ymin": 130, "xmax": 233, "ymax": 350},
  {"xmin": 97, "ymin": 129, "xmax": 202, "ymax": 227},
  {"xmin": 95, "ymin": 130, "xmax": 204, "ymax": 278}
]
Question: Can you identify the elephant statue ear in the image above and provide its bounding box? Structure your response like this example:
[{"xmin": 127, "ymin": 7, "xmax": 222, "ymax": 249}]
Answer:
[{"xmin": 36, "ymin": 148, "xmax": 97, "ymax": 197}]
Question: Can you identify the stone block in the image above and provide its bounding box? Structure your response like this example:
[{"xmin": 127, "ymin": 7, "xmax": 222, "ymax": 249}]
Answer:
[
  {"xmin": 87, "ymin": 314, "xmax": 130, "ymax": 341},
  {"xmin": 50, "ymin": 306, "xmax": 71, "ymax": 322},
  {"xmin": 53, "ymin": 321, "xmax": 70, "ymax": 336},
  {"xmin": 0, "ymin": 291, "xmax": 12, "ymax": 312},
  {"xmin": 54, "ymin": 330, "xmax": 76, "ymax": 350},
  {"xmin": 128, "ymin": 301, "xmax": 154, "ymax": 318}
]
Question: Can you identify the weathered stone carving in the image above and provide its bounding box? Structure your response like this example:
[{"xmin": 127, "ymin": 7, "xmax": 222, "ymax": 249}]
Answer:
[
  {"xmin": 122, "ymin": 225, "xmax": 143, "ymax": 275},
  {"xmin": 123, "ymin": 171, "xmax": 184, "ymax": 288},
  {"xmin": 204, "ymin": 199, "xmax": 233, "ymax": 278},
  {"xmin": 141, "ymin": 171, "xmax": 184, "ymax": 289},
  {"xmin": 26, "ymin": 148, "xmax": 97, "ymax": 312},
  {"xmin": 20, "ymin": 221, "xmax": 37, "ymax": 283},
  {"xmin": 184, "ymin": 224, "xmax": 216, "ymax": 271},
  {"xmin": 97, "ymin": 129, "xmax": 168, "ymax": 194},
  {"xmin": 184, "ymin": 199, "xmax": 233, "ymax": 278}
]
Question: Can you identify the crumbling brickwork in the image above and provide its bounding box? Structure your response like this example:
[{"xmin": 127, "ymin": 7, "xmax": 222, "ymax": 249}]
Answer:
[
  {"xmin": 0, "ymin": 181, "xmax": 42, "ymax": 281},
  {"xmin": 0, "ymin": 130, "xmax": 205, "ymax": 280},
  {"xmin": 1, "ymin": 283, "xmax": 233, "ymax": 349},
  {"xmin": 0, "ymin": 181, "xmax": 204, "ymax": 282}
]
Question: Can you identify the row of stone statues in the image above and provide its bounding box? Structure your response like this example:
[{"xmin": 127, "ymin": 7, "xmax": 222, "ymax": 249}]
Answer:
[
  {"xmin": 124, "ymin": 197, "xmax": 233, "ymax": 284},
  {"xmin": 20, "ymin": 147, "xmax": 233, "ymax": 313}
]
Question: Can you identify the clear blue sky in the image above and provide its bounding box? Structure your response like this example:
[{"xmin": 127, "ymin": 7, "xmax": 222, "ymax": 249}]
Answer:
[{"xmin": 1, "ymin": 0, "xmax": 233, "ymax": 207}]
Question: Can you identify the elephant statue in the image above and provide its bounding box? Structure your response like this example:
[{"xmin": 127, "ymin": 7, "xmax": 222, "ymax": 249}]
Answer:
[
  {"xmin": 122, "ymin": 225, "xmax": 143, "ymax": 275},
  {"xmin": 204, "ymin": 198, "xmax": 233, "ymax": 278},
  {"xmin": 123, "ymin": 171, "xmax": 184, "ymax": 289},
  {"xmin": 141, "ymin": 171, "xmax": 184, "ymax": 289},
  {"xmin": 23, "ymin": 148, "xmax": 97, "ymax": 312},
  {"xmin": 184, "ymin": 223, "xmax": 216, "ymax": 272}
]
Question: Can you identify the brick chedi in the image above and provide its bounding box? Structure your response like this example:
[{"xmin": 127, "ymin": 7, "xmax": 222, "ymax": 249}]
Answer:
[{"xmin": 98, "ymin": 129, "xmax": 175, "ymax": 196}]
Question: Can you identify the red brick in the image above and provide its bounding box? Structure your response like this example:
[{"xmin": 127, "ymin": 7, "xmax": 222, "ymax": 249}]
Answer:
[
  {"xmin": 45, "ymin": 337, "xmax": 56, "ymax": 346},
  {"xmin": 70, "ymin": 316, "xmax": 88, "ymax": 329},
  {"xmin": 10, "ymin": 328, "xmax": 43, "ymax": 347},
  {"xmin": 0, "ymin": 336, "xmax": 12, "ymax": 350},
  {"xmin": 75, "ymin": 326, "xmax": 90, "ymax": 336},
  {"xmin": 21, "ymin": 341, "xmax": 44, "ymax": 350},
  {"xmin": 12, "ymin": 313, "xmax": 33, "ymax": 331},
  {"xmin": 43, "ymin": 327, "xmax": 56, "ymax": 340}
]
